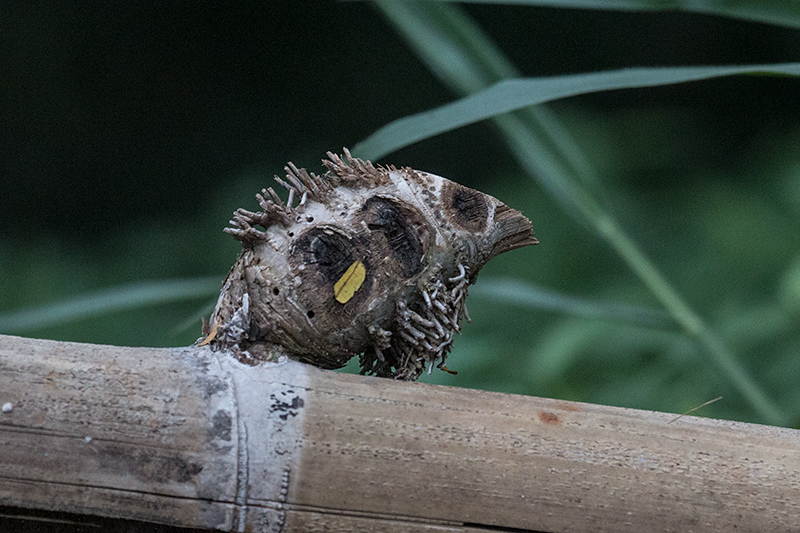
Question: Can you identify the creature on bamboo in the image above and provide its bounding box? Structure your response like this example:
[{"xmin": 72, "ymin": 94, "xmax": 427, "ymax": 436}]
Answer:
[{"xmin": 201, "ymin": 149, "xmax": 537, "ymax": 380}]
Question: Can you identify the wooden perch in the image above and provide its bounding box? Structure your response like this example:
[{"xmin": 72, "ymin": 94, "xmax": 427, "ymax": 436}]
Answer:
[{"xmin": 1, "ymin": 333, "xmax": 799, "ymax": 532}]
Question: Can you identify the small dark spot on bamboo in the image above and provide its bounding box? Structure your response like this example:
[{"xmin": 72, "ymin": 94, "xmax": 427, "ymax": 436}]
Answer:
[{"xmin": 538, "ymin": 411, "xmax": 560, "ymax": 425}]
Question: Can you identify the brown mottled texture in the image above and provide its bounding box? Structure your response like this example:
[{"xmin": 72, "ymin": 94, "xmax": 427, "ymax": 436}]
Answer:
[{"xmin": 204, "ymin": 149, "xmax": 537, "ymax": 379}]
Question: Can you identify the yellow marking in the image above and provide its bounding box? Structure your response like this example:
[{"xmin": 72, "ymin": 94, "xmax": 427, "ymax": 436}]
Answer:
[
  {"xmin": 198, "ymin": 317, "xmax": 222, "ymax": 346},
  {"xmin": 334, "ymin": 260, "xmax": 366, "ymax": 304}
]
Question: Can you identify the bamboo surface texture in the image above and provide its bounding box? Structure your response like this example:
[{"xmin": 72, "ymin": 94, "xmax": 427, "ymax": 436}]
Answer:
[{"xmin": 1, "ymin": 333, "xmax": 798, "ymax": 532}]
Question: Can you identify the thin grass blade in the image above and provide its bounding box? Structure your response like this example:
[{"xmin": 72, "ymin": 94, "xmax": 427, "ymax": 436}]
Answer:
[
  {"xmin": 426, "ymin": 0, "xmax": 800, "ymax": 31},
  {"xmin": 472, "ymin": 278, "xmax": 677, "ymax": 329},
  {"xmin": 0, "ymin": 277, "xmax": 221, "ymax": 334},
  {"xmin": 354, "ymin": 64, "xmax": 800, "ymax": 161}
]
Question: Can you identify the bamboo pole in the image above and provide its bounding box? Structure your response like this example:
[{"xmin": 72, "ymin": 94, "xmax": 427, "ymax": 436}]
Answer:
[{"xmin": 1, "ymin": 333, "xmax": 798, "ymax": 532}]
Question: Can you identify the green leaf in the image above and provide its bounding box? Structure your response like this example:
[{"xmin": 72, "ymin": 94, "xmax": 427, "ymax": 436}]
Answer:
[
  {"xmin": 472, "ymin": 277, "xmax": 676, "ymax": 329},
  {"xmin": 0, "ymin": 277, "xmax": 221, "ymax": 334},
  {"xmin": 354, "ymin": 63, "xmax": 800, "ymax": 161},
  {"xmin": 425, "ymin": 0, "xmax": 800, "ymax": 30}
]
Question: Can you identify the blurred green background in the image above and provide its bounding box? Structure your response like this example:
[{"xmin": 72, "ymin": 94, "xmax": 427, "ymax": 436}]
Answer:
[{"xmin": 2, "ymin": 2, "xmax": 800, "ymax": 426}]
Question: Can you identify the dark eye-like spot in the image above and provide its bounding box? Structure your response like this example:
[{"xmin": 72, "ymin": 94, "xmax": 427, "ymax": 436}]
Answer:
[
  {"xmin": 293, "ymin": 228, "xmax": 354, "ymax": 284},
  {"xmin": 360, "ymin": 196, "xmax": 426, "ymax": 278},
  {"xmin": 309, "ymin": 232, "xmax": 348, "ymax": 267},
  {"xmin": 443, "ymin": 181, "xmax": 489, "ymax": 233}
]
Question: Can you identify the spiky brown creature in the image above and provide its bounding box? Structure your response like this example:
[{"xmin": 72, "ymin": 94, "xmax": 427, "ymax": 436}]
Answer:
[{"xmin": 202, "ymin": 149, "xmax": 537, "ymax": 380}]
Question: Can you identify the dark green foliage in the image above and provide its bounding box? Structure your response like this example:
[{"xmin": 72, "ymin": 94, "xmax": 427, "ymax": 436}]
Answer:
[{"xmin": 2, "ymin": 2, "xmax": 799, "ymax": 426}]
